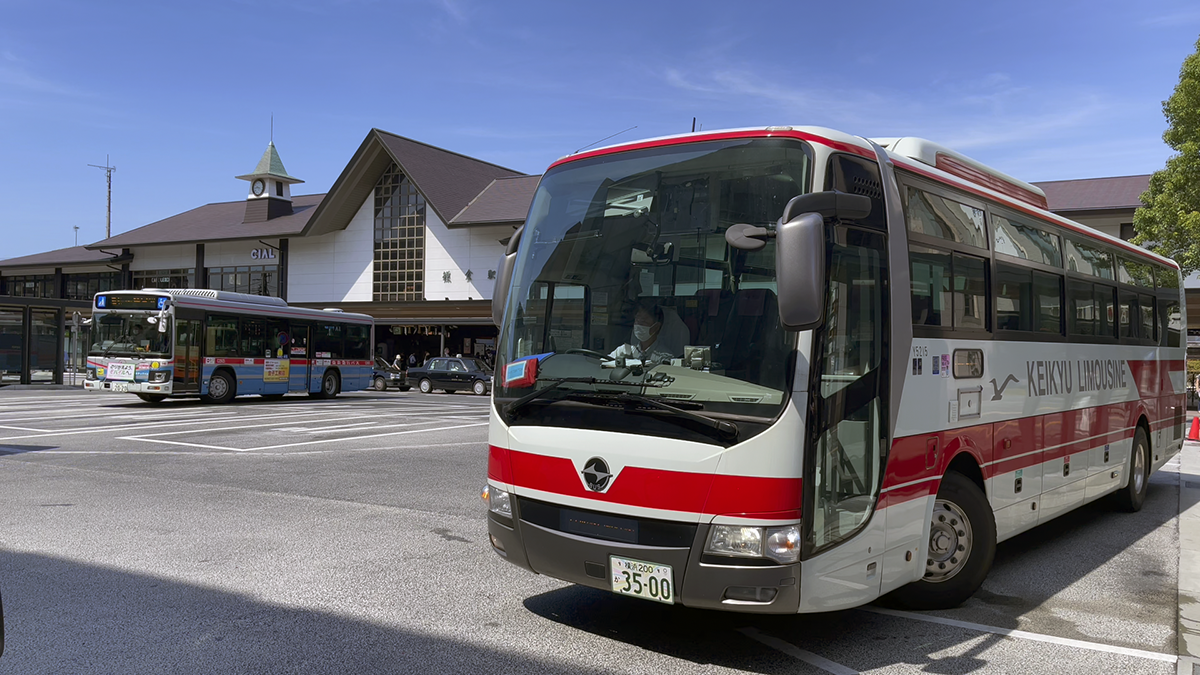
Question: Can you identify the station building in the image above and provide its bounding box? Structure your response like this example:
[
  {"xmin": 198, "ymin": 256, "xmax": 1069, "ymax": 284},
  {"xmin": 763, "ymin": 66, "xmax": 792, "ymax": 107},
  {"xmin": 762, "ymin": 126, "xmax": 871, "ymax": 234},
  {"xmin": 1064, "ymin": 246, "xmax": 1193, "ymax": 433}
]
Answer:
[{"xmin": 0, "ymin": 128, "xmax": 539, "ymax": 384}]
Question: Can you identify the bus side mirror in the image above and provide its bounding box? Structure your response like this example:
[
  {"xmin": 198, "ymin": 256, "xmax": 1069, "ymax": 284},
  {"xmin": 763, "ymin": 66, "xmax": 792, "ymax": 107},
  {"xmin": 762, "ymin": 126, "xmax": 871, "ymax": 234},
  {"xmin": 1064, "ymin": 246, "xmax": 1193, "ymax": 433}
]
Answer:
[
  {"xmin": 776, "ymin": 212, "xmax": 826, "ymax": 331},
  {"xmin": 774, "ymin": 191, "xmax": 871, "ymax": 331},
  {"xmin": 492, "ymin": 225, "xmax": 524, "ymax": 327}
]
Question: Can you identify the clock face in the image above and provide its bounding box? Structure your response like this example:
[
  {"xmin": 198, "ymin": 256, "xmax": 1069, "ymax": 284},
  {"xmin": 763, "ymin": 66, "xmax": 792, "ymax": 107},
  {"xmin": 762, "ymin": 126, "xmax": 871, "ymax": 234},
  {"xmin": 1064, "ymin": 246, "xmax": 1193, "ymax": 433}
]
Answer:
[{"xmin": 252, "ymin": 179, "xmax": 265, "ymax": 196}]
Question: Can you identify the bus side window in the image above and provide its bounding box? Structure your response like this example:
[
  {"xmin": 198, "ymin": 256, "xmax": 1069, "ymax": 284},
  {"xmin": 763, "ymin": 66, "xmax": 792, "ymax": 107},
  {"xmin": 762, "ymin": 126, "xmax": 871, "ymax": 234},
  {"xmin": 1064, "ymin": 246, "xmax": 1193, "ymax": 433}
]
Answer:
[
  {"xmin": 1119, "ymin": 291, "xmax": 1135, "ymax": 340},
  {"xmin": 206, "ymin": 316, "xmax": 239, "ymax": 357},
  {"xmin": 241, "ymin": 319, "xmax": 266, "ymax": 358}
]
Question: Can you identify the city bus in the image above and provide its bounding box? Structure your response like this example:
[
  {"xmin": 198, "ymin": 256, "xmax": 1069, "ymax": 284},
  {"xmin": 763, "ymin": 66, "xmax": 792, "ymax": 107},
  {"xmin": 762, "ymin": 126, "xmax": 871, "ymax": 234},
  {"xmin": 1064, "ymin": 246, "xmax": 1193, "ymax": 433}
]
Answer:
[
  {"xmin": 483, "ymin": 127, "xmax": 1185, "ymax": 613},
  {"xmin": 84, "ymin": 289, "xmax": 374, "ymax": 403}
]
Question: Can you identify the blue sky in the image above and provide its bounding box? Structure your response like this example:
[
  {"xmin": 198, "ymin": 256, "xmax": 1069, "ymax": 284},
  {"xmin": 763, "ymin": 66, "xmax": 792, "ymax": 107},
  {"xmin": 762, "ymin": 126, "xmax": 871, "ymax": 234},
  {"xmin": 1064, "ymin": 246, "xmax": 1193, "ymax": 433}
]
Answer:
[{"xmin": 2, "ymin": 0, "xmax": 1199, "ymax": 259}]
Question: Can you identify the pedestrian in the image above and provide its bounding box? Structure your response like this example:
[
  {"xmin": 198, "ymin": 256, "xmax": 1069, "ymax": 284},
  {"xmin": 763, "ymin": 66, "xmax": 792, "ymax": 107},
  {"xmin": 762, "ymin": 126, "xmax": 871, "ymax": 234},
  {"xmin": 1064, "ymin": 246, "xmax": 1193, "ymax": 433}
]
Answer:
[
  {"xmin": 392, "ymin": 353, "xmax": 404, "ymax": 370},
  {"xmin": 444, "ymin": 347, "xmax": 451, "ymax": 357},
  {"xmin": 408, "ymin": 352, "xmax": 417, "ymax": 369}
]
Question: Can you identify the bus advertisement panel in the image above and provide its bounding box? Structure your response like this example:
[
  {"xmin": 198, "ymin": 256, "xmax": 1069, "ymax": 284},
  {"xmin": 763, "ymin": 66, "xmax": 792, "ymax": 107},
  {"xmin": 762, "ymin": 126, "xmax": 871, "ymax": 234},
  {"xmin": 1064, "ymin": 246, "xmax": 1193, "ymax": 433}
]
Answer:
[
  {"xmin": 483, "ymin": 127, "xmax": 1185, "ymax": 614},
  {"xmin": 84, "ymin": 289, "xmax": 374, "ymax": 403}
]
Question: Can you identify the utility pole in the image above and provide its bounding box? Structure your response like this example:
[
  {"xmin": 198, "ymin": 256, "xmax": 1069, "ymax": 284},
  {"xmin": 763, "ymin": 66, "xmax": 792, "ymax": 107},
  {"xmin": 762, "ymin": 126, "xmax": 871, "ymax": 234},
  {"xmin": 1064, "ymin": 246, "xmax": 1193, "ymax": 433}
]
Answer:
[
  {"xmin": 73, "ymin": 225, "xmax": 79, "ymax": 246},
  {"xmin": 88, "ymin": 155, "xmax": 116, "ymax": 239}
]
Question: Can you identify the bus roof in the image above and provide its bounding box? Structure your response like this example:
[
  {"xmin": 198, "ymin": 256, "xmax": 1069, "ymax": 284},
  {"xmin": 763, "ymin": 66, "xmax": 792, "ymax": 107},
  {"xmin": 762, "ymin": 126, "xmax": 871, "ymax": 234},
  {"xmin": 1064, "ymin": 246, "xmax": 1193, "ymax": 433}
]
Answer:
[
  {"xmin": 98, "ymin": 289, "xmax": 375, "ymax": 324},
  {"xmin": 547, "ymin": 126, "xmax": 1178, "ymax": 271}
]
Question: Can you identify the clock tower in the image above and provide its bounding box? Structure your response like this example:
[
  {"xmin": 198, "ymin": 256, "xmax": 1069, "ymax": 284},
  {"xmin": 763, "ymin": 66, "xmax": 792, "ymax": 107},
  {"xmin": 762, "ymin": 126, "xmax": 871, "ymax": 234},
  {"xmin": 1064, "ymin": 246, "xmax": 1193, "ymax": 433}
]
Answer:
[{"xmin": 236, "ymin": 141, "xmax": 304, "ymax": 222}]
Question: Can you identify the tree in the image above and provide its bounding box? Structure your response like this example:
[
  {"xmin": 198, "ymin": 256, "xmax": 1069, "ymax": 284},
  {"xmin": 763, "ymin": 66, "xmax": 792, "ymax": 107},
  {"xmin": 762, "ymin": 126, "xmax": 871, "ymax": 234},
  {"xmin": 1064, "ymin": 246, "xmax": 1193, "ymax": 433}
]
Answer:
[{"xmin": 1133, "ymin": 36, "xmax": 1200, "ymax": 276}]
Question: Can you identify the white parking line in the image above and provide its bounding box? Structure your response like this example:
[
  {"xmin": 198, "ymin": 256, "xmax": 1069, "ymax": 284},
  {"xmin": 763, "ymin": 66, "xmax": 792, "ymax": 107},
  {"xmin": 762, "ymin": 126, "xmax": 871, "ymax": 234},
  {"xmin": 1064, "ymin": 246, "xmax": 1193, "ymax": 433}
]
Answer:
[
  {"xmin": 272, "ymin": 421, "xmax": 381, "ymax": 433},
  {"xmin": 120, "ymin": 421, "xmax": 489, "ymax": 452},
  {"xmin": 861, "ymin": 606, "xmax": 1177, "ymax": 663},
  {"xmin": 737, "ymin": 628, "xmax": 858, "ymax": 675}
]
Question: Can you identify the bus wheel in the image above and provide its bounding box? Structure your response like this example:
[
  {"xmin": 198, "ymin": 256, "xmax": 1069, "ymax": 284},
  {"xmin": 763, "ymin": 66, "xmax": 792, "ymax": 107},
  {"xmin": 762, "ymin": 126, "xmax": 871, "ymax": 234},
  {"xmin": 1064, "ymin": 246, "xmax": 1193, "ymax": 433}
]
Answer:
[
  {"xmin": 206, "ymin": 371, "xmax": 236, "ymax": 404},
  {"xmin": 373, "ymin": 376, "xmax": 388, "ymax": 391},
  {"xmin": 419, "ymin": 378, "xmax": 433, "ymax": 394},
  {"xmin": 137, "ymin": 394, "xmax": 167, "ymax": 405},
  {"xmin": 889, "ymin": 471, "xmax": 996, "ymax": 610},
  {"xmin": 1115, "ymin": 426, "xmax": 1150, "ymax": 512},
  {"xmin": 318, "ymin": 371, "xmax": 340, "ymax": 399}
]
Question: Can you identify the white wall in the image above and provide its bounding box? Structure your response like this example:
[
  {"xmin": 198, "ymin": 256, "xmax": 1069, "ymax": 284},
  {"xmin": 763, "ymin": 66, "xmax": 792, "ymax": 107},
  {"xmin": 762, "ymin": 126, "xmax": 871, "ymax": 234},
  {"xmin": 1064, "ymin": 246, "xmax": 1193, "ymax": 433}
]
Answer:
[
  {"xmin": 423, "ymin": 208, "xmax": 510, "ymax": 301},
  {"xmin": 205, "ymin": 239, "xmax": 280, "ymax": 268},
  {"xmin": 287, "ymin": 198, "xmax": 373, "ymax": 302},
  {"xmin": 129, "ymin": 244, "xmax": 193, "ymax": 271}
]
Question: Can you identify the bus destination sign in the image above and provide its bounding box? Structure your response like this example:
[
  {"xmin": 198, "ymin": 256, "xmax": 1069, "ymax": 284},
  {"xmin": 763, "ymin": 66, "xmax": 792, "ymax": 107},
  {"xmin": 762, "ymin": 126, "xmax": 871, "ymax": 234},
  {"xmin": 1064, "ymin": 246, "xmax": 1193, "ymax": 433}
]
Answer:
[{"xmin": 95, "ymin": 294, "xmax": 168, "ymax": 310}]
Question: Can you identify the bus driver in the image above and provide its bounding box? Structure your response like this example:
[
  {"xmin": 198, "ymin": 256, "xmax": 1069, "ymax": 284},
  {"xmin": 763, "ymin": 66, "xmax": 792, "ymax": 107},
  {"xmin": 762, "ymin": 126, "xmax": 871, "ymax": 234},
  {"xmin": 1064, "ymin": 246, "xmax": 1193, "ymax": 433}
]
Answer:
[{"xmin": 608, "ymin": 299, "xmax": 690, "ymax": 364}]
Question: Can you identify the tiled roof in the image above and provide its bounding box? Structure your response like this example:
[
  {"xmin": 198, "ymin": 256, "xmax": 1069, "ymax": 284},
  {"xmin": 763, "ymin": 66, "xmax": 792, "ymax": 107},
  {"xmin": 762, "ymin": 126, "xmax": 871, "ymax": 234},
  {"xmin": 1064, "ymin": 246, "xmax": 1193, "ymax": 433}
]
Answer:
[
  {"xmin": 85, "ymin": 193, "xmax": 325, "ymax": 249},
  {"xmin": 374, "ymin": 130, "xmax": 524, "ymax": 224},
  {"xmin": 449, "ymin": 174, "xmax": 541, "ymax": 227},
  {"xmin": 0, "ymin": 245, "xmax": 125, "ymax": 269},
  {"xmin": 1032, "ymin": 175, "xmax": 1150, "ymax": 212}
]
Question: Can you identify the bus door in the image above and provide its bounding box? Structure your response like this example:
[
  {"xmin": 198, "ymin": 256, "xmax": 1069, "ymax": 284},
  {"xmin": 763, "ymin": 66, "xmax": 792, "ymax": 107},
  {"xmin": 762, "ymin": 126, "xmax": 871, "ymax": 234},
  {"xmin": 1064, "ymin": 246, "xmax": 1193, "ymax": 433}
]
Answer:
[
  {"xmin": 288, "ymin": 323, "xmax": 311, "ymax": 392},
  {"xmin": 173, "ymin": 316, "xmax": 202, "ymax": 393},
  {"xmin": 263, "ymin": 320, "xmax": 290, "ymax": 395},
  {"xmin": 800, "ymin": 224, "xmax": 890, "ymax": 611}
]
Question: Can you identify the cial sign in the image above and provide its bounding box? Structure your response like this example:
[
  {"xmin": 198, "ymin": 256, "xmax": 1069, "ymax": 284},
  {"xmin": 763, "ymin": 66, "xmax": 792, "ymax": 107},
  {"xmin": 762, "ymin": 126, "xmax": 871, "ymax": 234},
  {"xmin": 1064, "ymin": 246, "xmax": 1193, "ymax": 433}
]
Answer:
[{"xmin": 251, "ymin": 248, "xmax": 277, "ymax": 260}]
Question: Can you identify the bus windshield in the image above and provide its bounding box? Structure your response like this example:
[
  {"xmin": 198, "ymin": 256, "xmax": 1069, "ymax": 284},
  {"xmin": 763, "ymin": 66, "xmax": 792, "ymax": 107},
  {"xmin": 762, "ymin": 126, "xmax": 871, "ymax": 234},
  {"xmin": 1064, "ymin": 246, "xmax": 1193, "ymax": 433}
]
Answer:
[
  {"xmin": 89, "ymin": 313, "xmax": 172, "ymax": 358},
  {"xmin": 496, "ymin": 137, "xmax": 812, "ymax": 439}
]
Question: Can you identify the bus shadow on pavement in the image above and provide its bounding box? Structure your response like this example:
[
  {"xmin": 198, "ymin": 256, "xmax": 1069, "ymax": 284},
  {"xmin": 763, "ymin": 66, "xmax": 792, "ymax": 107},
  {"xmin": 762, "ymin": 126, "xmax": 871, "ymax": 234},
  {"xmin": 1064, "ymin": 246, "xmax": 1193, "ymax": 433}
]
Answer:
[
  {"xmin": 523, "ymin": 477, "xmax": 1182, "ymax": 672},
  {"xmin": 0, "ymin": 445, "xmax": 58, "ymax": 455},
  {"xmin": 0, "ymin": 550, "xmax": 598, "ymax": 675}
]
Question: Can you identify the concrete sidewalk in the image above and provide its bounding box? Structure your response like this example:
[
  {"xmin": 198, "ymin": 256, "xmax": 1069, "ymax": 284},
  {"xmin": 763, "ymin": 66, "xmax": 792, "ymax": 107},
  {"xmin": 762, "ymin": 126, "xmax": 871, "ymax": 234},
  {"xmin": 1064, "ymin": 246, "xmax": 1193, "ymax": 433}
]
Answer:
[{"xmin": 1179, "ymin": 412, "xmax": 1200, "ymax": 674}]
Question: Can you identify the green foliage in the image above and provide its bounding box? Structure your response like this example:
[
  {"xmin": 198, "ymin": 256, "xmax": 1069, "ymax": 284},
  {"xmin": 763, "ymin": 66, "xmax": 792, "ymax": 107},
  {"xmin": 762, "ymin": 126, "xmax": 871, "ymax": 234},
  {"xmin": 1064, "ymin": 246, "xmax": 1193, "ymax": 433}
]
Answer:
[{"xmin": 1133, "ymin": 36, "xmax": 1200, "ymax": 275}]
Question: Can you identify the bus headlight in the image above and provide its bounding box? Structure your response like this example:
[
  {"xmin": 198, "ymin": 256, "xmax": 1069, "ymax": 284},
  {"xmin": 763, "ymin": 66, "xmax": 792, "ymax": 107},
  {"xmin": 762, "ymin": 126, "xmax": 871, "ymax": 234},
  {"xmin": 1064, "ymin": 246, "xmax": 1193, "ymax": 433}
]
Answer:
[
  {"xmin": 150, "ymin": 371, "xmax": 169, "ymax": 383},
  {"xmin": 706, "ymin": 524, "xmax": 801, "ymax": 563},
  {"xmin": 764, "ymin": 525, "xmax": 801, "ymax": 563},
  {"xmin": 487, "ymin": 486, "xmax": 511, "ymax": 518},
  {"xmin": 705, "ymin": 525, "xmax": 763, "ymax": 558}
]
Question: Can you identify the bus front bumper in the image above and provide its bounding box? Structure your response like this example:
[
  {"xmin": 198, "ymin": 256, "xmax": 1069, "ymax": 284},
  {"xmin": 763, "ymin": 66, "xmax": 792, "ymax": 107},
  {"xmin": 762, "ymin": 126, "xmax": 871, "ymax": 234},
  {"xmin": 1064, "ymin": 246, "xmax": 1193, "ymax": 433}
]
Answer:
[
  {"xmin": 84, "ymin": 380, "xmax": 173, "ymax": 395},
  {"xmin": 487, "ymin": 509, "xmax": 800, "ymax": 613}
]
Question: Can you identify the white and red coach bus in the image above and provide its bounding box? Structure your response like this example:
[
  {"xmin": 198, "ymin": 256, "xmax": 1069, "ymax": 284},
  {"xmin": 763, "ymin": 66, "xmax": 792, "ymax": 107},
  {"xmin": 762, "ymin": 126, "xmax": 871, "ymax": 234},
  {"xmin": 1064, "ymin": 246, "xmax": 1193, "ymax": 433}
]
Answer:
[{"xmin": 483, "ymin": 127, "xmax": 1185, "ymax": 612}]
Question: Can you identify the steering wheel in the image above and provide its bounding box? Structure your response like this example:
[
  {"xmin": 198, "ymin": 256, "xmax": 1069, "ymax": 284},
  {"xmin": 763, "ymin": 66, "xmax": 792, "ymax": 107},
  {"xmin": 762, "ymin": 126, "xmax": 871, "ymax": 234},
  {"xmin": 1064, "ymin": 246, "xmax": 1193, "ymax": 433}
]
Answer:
[{"xmin": 563, "ymin": 348, "xmax": 613, "ymax": 361}]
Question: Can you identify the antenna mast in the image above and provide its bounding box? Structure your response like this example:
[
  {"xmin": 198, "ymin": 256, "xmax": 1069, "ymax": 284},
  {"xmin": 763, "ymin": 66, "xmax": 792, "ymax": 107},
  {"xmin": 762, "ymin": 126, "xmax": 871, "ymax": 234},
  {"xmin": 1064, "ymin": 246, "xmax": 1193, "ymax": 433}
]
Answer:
[{"xmin": 88, "ymin": 155, "xmax": 116, "ymax": 239}]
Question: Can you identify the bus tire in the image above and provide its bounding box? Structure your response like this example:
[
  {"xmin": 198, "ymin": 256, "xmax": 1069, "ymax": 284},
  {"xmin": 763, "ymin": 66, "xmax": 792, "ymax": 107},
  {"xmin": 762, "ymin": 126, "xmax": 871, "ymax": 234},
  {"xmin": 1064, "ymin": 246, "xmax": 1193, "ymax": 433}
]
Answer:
[
  {"xmin": 137, "ymin": 394, "xmax": 167, "ymax": 405},
  {"xmin": 316, "ymin": 370, "xmax": 340, "ymax": 399},
  {"xmin": 373, "ymin": 376, "xmax": 388, "ymax": 391},
  {"xmin": 1115, "ymin": 425, "xmax": 1150, "ymax": 512},
  {"xmin": 888, "ymin": 471, "xmax": 996, "ymax": 610},
  {"xmin": 205, "ymin": 371, "xmax": 236, "ymax": 405},
  {"xmin": 419, "ymin": 378, "xmax": 433, "ymax": 394}
]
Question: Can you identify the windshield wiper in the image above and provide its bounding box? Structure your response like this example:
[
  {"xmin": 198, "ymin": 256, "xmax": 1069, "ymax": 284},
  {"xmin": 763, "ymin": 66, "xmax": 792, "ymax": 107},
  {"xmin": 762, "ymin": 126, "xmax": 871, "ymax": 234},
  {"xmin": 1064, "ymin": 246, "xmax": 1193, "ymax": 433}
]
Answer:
[
  {"xmin": 502, "ymin": 377, "xmax": 657, "ymax": 416},
  {"xmin": 580, "ymin": 392, "xmax": 739, "ymax": 442}
]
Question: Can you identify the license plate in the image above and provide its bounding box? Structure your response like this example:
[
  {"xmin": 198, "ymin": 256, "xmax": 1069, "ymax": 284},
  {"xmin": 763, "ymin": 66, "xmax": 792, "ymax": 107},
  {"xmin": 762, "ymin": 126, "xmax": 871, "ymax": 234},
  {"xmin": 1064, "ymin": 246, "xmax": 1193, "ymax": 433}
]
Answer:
[
  {"xmin": 111, "ymin": 383, "xmax": 129, "ymax": 393},
  {"xmin": 107, "ymin": 363, "xmax": 135, "ymax": 381},
  {"xmin": 609, "ymin": 555, "xmax": 674, "ymax": 604}
]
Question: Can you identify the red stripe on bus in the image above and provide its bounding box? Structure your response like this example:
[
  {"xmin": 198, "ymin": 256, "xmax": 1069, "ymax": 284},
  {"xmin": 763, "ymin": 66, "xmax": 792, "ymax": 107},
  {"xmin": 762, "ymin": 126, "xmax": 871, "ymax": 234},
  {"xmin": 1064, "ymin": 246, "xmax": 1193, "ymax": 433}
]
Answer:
[
  {"xmin": 547, "ymin": 129, "xmax": 875, "ymax": 171},
  {"xmin": 489, "ymin": 446, "xmax": 802, "ymax": 519},
  {"xmin": 886, "ymin": 395, "xmax": 1183, "ymax": 506}
]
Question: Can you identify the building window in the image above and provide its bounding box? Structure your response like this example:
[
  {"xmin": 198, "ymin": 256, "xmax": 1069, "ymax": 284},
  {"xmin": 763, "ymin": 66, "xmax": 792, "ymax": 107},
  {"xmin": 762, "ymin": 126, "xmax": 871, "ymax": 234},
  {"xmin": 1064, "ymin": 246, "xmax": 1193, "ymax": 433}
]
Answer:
[
  {"xmin": 373, "ymin": 163, "xmax": 425, "ymax": 302},
  {"xmin": 133, "ymin": 269, "xmax": 195, "ymax": 290},
  {"xmin": 206, "ymin": 265, "xmax": 279, "ymax": 296},
  {"xmin": 3, "ymin": 275, "xmax": 55, "ymax": 298},
  {"xmin": 64, "ymin": 272, "xmax": 122, "ymax": 301},
  {"xmin": 1120, "ymin": 223, "xmax": 1135, "ymax": 241}
]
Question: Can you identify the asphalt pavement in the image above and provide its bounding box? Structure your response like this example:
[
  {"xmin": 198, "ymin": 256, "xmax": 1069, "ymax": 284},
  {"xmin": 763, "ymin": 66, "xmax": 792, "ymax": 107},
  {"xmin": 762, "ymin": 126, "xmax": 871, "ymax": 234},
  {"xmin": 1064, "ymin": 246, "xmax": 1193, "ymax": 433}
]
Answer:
[{"xmin": 0, "ymin": 388, "xmax": 1190, "ymax": 674}]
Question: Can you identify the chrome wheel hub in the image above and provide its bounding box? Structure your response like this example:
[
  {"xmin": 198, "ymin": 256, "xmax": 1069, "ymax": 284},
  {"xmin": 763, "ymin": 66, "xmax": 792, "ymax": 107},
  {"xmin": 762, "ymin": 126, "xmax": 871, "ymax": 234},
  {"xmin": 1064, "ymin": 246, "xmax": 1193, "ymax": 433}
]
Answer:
[
  {"xmin": 925, "ymin": 499, "xmax": 972, "ymax": 583},
  {"xmin": 209, "ymin": 378, "xmax": 227, "ymax": 398}
]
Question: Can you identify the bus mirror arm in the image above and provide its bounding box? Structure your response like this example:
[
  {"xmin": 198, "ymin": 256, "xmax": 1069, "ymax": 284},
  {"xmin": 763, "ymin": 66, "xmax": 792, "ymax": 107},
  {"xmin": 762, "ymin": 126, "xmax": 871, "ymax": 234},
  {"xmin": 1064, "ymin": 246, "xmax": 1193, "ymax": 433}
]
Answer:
[
  {"xmin": 492, "ymin": 225, "xmax": 524, "ymax": 327},
  {"xmin": 775, "ymin": 211, "xmax": 826, "ymax": 331}
]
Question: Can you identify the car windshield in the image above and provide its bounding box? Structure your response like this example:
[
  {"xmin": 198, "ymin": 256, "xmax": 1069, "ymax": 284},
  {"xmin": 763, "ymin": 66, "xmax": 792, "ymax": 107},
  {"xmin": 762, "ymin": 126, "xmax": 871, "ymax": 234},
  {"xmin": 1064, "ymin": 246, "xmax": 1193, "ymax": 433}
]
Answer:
[
  {"xmin": 89, "ymin": 313, "xmax": 171, "ymax": 358},
  {"xmin": 462, "ymin": 358, "xmax": 489, "ymax": 372},
  {"xmin": 495, "ymin": 137, "xmax": 811, "ymax": 442}
]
